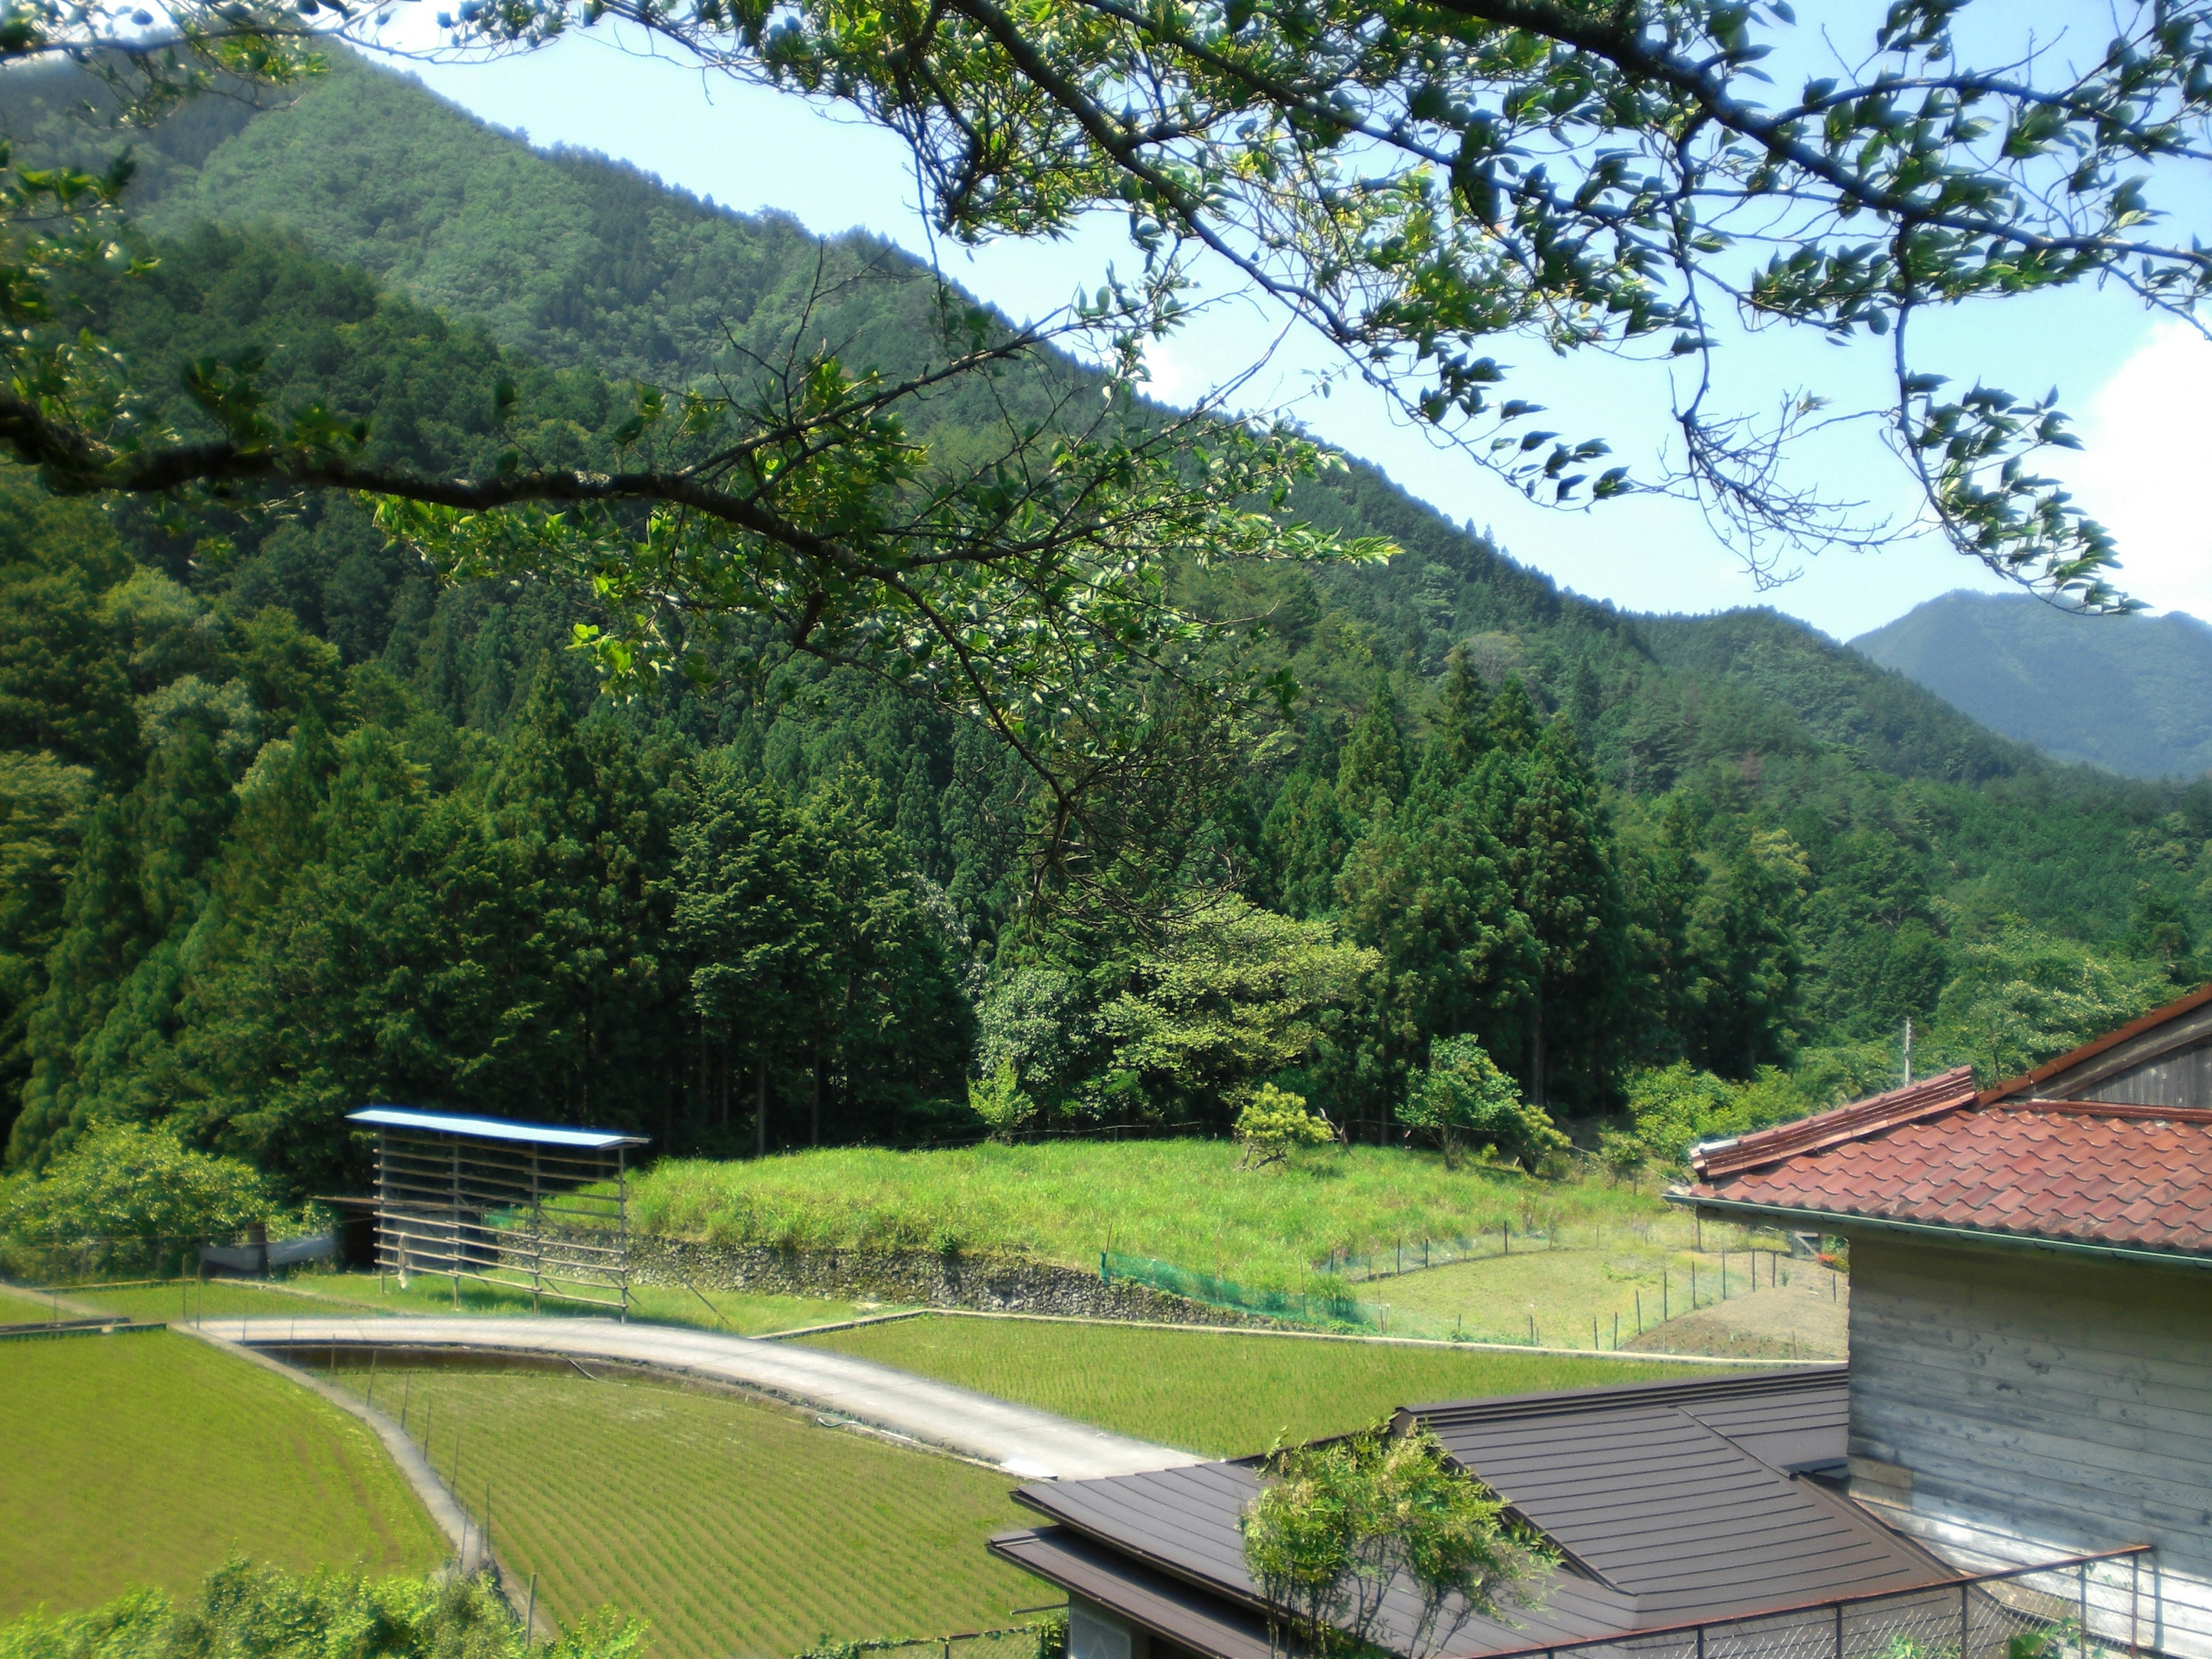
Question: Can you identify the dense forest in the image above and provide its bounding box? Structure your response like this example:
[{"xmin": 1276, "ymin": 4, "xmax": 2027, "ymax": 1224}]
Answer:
[{"xmin": 0, "ymin": 54, "xmax": 2205, "ymax": 1197}]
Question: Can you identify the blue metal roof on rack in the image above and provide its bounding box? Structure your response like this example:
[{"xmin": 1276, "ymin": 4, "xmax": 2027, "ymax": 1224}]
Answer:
[{"xmin": 347, "ymin": 1107, "xmax": 649, "ymax": 1149}]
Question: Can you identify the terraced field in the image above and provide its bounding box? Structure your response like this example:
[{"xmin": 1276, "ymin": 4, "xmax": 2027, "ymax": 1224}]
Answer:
[
  {"xmin": 797, "ymin": 1316, "xmax": 1688, "ymax": 1456},
  {"xmin": 334, "ymin": 1366, "xmax": 1037, "ymax": 1659},
  {"xmin": 0, "ymin": 1330, "xmax": 442, "ymax": 1617}
]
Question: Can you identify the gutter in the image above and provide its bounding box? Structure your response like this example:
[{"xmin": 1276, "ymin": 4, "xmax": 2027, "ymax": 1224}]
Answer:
[{"xmin": 1668, "ymin": 1192, "xmax": 2212, "ymax": 1274}]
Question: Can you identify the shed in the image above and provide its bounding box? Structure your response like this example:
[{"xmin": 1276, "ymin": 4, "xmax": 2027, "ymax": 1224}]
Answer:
[
  {"xmin": 1680, "ymin": 988, "xmax": 2212, "ymax": 1658},
  {"xmin": 349, "ymin": 1106, "xmax": 648, "ymax": 1316}
]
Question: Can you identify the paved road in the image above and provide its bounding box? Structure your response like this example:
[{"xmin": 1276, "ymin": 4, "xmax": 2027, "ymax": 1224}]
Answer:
[{"xmin": 219, "ymin": 1313, "xmax": 1200, "ymax": 1481}]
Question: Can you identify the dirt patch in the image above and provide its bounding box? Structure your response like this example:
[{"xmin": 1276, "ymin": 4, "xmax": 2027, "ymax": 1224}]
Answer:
[{"xmin": 1623, "ymin": 1273, "xmax": 1848, "ymax": 1361}]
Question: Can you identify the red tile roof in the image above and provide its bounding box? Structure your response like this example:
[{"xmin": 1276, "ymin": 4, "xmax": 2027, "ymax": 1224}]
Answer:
[
  {"xmin": 1692, "ymin": 1067, "xmax": 1978, "ymax": 1180},
  {"xmin": 1687, "ymin": 1096, "xmax": 2212, "ymax": 1260}
]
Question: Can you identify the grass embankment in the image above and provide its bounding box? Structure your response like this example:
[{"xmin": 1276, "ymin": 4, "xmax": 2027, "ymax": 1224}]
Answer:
[
  {"xmin": 797, "ymin": 1316, "xmax": 1688, "ymax": 1456},
  {"xmin": 0, "ymin": 1331, "xmax": 442, "ymax": 1617},
  {"xmin": 333, "ymin": 1366, "xmax": 1036, "ymax": 1659},
  {"xmin": 630, "ymin": 1139, "xmax": 1668, "ymax": 1291},
  {"xmin": 1365, "ymin": 1225, "xmax": 1847, "ymax": 1354},
  {"xmin": 70, "ymin": 1274, "xmax": 895, "ymax": 1335}
]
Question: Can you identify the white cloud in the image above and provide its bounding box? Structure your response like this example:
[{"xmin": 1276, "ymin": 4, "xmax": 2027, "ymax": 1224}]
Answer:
[{"xmin": 2058, "ymin": 320, "xmax": 2212, "ymax": 619}]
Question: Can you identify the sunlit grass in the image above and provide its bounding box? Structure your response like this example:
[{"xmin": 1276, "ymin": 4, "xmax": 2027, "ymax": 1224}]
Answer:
[
  {"xmin": 0, "ymin": 1331, "xmax": 441, "ymax": 1618},
  {"xmin": 796, "ymin": 1315, "xmax": 1690, "ymax": 1457},
  {"xmin": 629, "ymin": 1139, "xmax": 1672, "ymax": 1291}
]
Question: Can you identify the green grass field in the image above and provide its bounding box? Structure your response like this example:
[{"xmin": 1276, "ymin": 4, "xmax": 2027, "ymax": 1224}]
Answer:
[
  {"xmin": 0, "ymin": 1283, "xmax": 71, "ymax": 1323},
  {"xmin": 630, "ymin": 1140, "xmax": 1670, "ymax": 1291},
  {"xmin": 0, "ymin": 1331, "xmax": 443, "ymax": 1618},
  {"xmin": 796, "ymin": 1315, "xmax": 1691, "ymax": 1456},
  {"xmin": 67, "ymin": 1273, "xmax": 895, "ymax": 1336},
  {"xmin": 334, "ymin": 1366, "xmax": 1037, "ymax": 1659},
  {"xmin": 1366, "ymin": 1233, "xmax": 1835, "ymax": 1347}
]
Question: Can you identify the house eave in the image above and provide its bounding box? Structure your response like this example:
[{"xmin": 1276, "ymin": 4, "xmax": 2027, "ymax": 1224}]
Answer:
[{"xmin": 1670, "ymin": 1191, "xmax": 2212, "ymax": 1272}]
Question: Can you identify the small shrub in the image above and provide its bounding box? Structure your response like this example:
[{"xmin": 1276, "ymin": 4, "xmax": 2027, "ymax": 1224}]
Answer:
[
  {"xmin": 0, "ymin": 1560, "xmax": 642, "ymax": 1659},
  {"xmin": 967, "ymin": 1055, "xmax": 1036, "ymax": 1139},
  {"xmin": 1234, "ymin": 1085, "xmax": 1336, "ymax": 1169}
]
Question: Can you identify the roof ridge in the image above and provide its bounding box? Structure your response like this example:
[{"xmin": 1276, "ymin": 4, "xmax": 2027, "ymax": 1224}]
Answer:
[
  {"xmin": 1689, "ymin": 1068, "xmax": 1975, "ymax": 1180},
  {"xmin": 1400, "ymin": 1365, "xmax": 1844, "ymax": 1429},
  {"xmin": 1997, "ymin": 1097, "xmax": 2212, "ymax": 1126}
]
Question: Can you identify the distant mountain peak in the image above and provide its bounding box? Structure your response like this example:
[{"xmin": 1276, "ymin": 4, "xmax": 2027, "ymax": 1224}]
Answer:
[{"xmin": 1853, "ymin": 591, "xmax": 2212, "ymax": 779}]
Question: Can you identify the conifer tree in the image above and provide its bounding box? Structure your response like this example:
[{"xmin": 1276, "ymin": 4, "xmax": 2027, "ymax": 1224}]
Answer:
[
  {"xmin": 1419, "ymin": 647, "xmax": 1491, "ymax": 786},
  {"xmin": 1334, "ymin": 681, "xmax": 1409, "ymax": 827}
]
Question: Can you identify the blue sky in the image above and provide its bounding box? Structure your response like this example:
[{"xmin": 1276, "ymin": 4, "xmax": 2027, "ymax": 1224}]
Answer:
[{"xmin": 376, "ymin": 14, "xmax": 2209, "ymax": 641}]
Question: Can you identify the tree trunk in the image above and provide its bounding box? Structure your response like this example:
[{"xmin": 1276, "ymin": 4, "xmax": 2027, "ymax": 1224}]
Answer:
[
  {"xmin": 1529, "ymin": 995, "xmax": 1546, "ymax": 1108},
  {"xmin": 810, "ymin": 1050, "xmax": 822, "ymax": 1147},
  {"xmin": 754, "ymin": 1055, "xmax": 767, "ymax": 1158}
]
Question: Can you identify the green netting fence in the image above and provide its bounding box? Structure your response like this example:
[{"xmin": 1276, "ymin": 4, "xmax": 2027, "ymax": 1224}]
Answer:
[
  {"xmin": 1101, "ymin": 1245, "xmax": 1834, "ymax": 1350},
  {"xmin": 1101, "ymin": 1251, "xmax": 1575, "ymax": 1343}
]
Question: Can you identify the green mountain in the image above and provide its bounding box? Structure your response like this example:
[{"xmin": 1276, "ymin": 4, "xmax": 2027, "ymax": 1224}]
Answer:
[
  {"xmin": 1851, "ymin": 591, "xmax": 2212, "ymax": 781},
  {"xmin": 0, "ymin": 51, "xmax": 2203, "ymax": 1190}
]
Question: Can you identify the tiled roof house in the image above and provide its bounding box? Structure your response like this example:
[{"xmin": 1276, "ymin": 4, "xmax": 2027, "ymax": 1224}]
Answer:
[
  {"xmin": 1683, "ymin": 985, "xmax": 2212, "ymax": 1658},
  {"xmin": 995, "ymin": 991, "xmax": 2212, "ymax": 1659}
]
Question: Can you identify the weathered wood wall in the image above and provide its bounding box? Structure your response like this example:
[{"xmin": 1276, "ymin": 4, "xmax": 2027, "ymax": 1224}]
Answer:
[
  {"xmin": 2035, "ymin": 1003, "xmax": 2212, "ymax": 1107},
  {"xmin": 1848, "ymin": 1237, "xmax": 2212, "ymax": 1657}
]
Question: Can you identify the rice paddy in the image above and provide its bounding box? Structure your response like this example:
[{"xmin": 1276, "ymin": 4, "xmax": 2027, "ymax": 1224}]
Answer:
[
  {"xmin": 331, "ymin": 1366, "xmax": 1038, "ymax": 1659},
  {"xmin": 0, "ymin": 1330, "xmax": 442, "ymax": 1618},
  {"xmin": 796, "ymin": 1315, "xmax": 1691, "ymax": 1457}
]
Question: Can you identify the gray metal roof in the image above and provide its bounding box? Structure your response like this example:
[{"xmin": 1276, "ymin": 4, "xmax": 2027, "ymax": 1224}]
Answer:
[
  {"xmin": 347, "ymin": 1107, "xmax": 649, "ymax": 1150},
  {"xmin": 1003, "ymin": 1368, "xmax": 1952, "ymax": 1659}
]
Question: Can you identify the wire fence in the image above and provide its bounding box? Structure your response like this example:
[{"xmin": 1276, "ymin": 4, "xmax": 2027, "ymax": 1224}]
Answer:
[
  {"xmin": 0, "ymin": 1228, "xmax": 342, "ymax": 1289},
  {"xmin": 1490, "ymin": 1548, "xmax": 2156, "ymax": 1659},
  {"xmin": 1105, "ymin": 1230, "xmax": 1846, "ymax": 1350},
  {"xmin": 1323, "ymin": 1214, "xmax": 1832, "ymax": 1283},
  {"xmin": 790, "ymin": 1618, "xmax": 1061, "ymax": 1659}
]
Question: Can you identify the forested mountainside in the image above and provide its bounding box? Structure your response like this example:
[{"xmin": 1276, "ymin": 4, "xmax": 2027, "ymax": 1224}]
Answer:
[
  {"xmin": 0, "ymin": 53, "xmax": 2204, "ymax": 1194},
  {"xmin": 1853, "ymin": 592, "xmax": 2212, "ymax": 781}
]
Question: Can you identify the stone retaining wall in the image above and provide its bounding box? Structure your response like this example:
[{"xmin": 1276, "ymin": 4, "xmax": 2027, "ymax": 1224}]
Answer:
[{"xmin": 628, "ymin": 1236, "xmax": 1269, "ymax": 1327}]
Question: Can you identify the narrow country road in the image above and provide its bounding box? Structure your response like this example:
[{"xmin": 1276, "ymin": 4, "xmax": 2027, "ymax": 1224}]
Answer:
[{"xmin": 217, "ymin": 1313, "xmax": 1199, "ymax": 1481}]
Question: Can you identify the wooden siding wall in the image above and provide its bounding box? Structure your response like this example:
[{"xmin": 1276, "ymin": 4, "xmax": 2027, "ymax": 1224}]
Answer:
[
  {"xmin": 1849, "ymin": 1237, "xmax": 2212, "ymax": 1656},
  {"xmin": 2036, "ymin": 1004, "xmax": 2212, "ymax": 1106},
  {"xmin": 2069, "ymin": 1035, "xmax": 2212, "ymax": 1109}
]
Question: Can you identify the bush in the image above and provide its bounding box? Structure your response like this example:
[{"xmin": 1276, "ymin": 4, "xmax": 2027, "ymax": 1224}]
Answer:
[
  {"xmin": 1400, "ymin": 1039, "xmax": 1569, "ymax": 1171},
  {"xmin": 0, "ymin": 1560, "xmax": 642, "ymax": 1659},
  {"xmin": 1621, "ymin": 1062, "xmax": 1817, "ymax": 1170},
  {"xmin": 967, "ymin": 1055, "xmax": 1037, "ymax": 1139},
  {"xmin": 1234, "ymin": 1084, "xmax": 1336, "ymax": 1169},
  {"xmin": 0, "ymin": 1122, "xmax": 275, "ymax": 1250}
]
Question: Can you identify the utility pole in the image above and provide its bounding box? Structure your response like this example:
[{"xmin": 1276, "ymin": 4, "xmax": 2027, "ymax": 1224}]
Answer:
[{"xmin": 1903, "ymin": 1017, "xmax": 1914, "ymax": 1086}]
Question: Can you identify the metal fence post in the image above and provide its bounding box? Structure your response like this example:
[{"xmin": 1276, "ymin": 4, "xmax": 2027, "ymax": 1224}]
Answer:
[
  {"xmin": 2079, "ymin": 1562, "xmax": 2089, "ymax": 1659},
  {"xmin": 2130, "ymin": 1553, "xmax": 2140, "ymax": 1657},
  {"xmin": 1960, "ymin": 1578, "xmax": 1970, "ymax": 1659}
]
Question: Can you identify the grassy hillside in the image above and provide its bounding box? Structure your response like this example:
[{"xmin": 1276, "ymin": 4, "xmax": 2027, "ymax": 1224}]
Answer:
[
  {"xmin": 1853, "ymin": 591, "xmax": 2212, "ymax": 779},
  {"xmin": 0, "ymin": 1332, "xmax": 441, "ymax": 1616},
  {"xmin": 629, "ymin": 1139, "xmax": 1666, "ymax": 1291}
]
